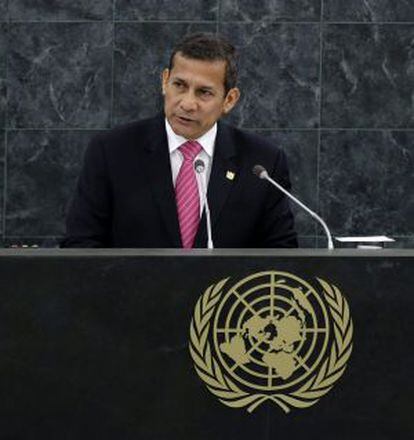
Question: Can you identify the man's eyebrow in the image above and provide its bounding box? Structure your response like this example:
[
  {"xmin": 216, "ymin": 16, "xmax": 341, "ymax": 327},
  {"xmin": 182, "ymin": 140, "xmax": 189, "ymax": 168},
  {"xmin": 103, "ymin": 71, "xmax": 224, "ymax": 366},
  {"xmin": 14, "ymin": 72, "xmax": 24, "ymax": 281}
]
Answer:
[
  {"xmin": 170, "ymin": 76, "xmax": 216, "ymax": 90},
  {"xmin": 171, "ymin": 76, "xmax": 186, "ymax": 82}
]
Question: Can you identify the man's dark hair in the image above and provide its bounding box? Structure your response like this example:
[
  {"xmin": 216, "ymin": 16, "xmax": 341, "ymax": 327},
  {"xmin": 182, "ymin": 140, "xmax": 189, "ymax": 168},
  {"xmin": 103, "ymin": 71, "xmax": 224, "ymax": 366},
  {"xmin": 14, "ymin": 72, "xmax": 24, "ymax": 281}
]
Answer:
[{"xmin": 168, "ymin": 33, "xmax": 238, "ymax": 94}]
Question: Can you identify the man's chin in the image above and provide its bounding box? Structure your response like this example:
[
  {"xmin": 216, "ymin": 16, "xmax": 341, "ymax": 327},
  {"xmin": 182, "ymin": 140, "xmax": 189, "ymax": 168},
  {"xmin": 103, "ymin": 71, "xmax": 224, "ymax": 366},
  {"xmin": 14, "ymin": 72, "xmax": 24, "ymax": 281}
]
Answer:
[{"xmin": 170, "ymin": 122, "xmax": 198, "ymax": 140}]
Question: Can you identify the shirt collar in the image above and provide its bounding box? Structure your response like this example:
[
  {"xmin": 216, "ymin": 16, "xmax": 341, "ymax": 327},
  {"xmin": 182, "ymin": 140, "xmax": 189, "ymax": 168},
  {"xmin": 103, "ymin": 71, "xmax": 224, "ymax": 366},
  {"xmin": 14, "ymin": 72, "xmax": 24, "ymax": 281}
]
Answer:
[{"xmin": 165, "ymin": 118, "xmax": 217, "ymax": 157}]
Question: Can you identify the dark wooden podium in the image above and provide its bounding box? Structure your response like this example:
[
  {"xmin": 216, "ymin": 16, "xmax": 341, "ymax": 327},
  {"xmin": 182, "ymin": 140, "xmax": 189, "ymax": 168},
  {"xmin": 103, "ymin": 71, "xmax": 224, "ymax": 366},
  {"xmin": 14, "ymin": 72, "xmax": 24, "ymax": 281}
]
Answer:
[{"xmin": 0, "ymin": 249, "xmax": 412, "ymax": 440}]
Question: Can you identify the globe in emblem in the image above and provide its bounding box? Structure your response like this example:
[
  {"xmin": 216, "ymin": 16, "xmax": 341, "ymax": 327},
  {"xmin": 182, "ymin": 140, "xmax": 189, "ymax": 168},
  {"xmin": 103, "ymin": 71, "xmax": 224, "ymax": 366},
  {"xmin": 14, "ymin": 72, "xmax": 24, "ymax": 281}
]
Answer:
[
  {"xmin": 213, "ymin": 271, "xmax": 329, "ymax": 391},
  {"xmin": 189, "ymin": 271, "xmax": 353, "ymax": 413}
]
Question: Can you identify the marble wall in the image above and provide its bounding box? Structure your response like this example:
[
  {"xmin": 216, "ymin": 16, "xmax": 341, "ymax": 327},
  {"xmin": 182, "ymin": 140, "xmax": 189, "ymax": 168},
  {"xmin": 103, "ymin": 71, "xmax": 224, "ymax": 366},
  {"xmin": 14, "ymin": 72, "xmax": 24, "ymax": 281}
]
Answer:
[{"xmin": 0, "ymin": 0, "xmax": 412, "ymax": 248}]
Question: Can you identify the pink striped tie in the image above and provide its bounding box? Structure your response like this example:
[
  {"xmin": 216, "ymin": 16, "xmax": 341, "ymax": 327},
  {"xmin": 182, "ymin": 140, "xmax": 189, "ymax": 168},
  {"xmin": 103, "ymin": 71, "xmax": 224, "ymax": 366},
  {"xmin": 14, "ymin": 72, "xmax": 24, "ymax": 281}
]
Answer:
[{"xmin": 175, "ymin": 140, "xmax": 202, "ymax": 249}]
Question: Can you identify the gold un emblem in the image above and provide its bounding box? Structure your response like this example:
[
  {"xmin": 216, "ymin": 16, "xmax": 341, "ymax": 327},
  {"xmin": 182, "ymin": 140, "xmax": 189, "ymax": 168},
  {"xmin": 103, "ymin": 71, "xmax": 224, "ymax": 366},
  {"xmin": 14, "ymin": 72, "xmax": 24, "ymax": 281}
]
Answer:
[{"xmin": 189, "ymin": 271, "xmax": 353, "ymax": 413}]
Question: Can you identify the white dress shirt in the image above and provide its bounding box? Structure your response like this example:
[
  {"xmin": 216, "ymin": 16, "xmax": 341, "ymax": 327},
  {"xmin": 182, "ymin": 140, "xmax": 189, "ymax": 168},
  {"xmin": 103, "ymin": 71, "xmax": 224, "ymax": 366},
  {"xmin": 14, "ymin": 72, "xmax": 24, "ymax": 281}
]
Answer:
[{"xmin": 165, "ymin": 118, "xmax": 217, "ymax": 214}]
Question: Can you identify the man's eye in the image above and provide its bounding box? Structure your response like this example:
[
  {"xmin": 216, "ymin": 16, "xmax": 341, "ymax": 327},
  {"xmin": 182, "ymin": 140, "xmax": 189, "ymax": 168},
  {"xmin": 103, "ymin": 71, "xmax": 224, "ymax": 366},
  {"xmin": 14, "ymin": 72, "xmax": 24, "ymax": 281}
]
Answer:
[
  {"xmin": 201, "ymin": 90, "xmax": 213, "ymax": 96},
  {"xmin": 173, "ymin": 81, "xmax": 185, "ymax": 88}
]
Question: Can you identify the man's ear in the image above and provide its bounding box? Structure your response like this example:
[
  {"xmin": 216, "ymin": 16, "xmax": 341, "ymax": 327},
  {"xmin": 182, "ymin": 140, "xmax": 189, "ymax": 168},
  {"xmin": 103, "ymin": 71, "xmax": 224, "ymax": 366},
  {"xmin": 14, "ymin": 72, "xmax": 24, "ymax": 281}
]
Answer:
[
  {"xmin": 161, "ymin": 68, "xmax": 170, "ymax": 95},
  {"xmin": 223, "ymin": 87, "xmax": 241, "ymax": 115}
]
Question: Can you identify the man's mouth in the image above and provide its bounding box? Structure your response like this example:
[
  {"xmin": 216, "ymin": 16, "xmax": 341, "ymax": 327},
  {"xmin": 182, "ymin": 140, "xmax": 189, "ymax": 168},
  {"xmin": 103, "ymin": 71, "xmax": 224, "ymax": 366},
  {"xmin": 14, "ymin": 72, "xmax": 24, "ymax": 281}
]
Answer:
[{"xmin": 176, "ymin": 115, "xmax": 195, "ymax": 124}]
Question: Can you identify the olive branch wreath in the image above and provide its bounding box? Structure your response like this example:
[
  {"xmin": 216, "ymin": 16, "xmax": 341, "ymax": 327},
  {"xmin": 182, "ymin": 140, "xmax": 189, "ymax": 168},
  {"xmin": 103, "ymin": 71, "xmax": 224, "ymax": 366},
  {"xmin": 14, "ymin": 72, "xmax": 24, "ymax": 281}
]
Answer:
[{"xmin": 189, "ymin": 276, "xmax": 353, "ymax": 413}]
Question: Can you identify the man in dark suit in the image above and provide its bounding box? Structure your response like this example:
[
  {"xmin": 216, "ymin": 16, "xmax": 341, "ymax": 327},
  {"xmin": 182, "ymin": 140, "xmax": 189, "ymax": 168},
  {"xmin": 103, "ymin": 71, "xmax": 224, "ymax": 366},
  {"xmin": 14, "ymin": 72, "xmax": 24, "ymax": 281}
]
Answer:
[{"xmin": 61, "ymin": 33, "xmax": 297, "ymax": 248}]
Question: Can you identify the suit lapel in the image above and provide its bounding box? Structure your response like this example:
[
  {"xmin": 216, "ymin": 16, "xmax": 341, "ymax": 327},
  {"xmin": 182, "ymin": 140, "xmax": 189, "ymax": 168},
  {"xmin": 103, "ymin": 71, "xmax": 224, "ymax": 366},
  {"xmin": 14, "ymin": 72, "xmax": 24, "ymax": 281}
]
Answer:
[
  {"xmin": 143, "ymin": 116, "xmax": 181, "ymax": 247},
  {"xmin": 194, "ymin": 122, "xmax": 239, "ymax": 247}
]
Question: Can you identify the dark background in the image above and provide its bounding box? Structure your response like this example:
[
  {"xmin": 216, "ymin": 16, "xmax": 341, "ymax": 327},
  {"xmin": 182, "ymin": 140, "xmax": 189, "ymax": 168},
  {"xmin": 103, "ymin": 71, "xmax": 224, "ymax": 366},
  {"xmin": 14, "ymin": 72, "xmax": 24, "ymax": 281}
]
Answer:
[{"xmin": 0, "ymin": 0, "xmax": 413, "ymax": 247}]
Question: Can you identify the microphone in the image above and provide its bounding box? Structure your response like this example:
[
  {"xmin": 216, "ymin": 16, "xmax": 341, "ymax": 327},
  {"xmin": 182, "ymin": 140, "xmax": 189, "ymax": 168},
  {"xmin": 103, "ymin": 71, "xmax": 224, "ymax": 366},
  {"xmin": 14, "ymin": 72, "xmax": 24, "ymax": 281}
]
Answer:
[
  {"xmin": 194, "ymin": 159, "xmax": 214, "ymax": 249},
  {"xmin": 252, "ymin": 165, "xmax": 334, "ymax": 250}
]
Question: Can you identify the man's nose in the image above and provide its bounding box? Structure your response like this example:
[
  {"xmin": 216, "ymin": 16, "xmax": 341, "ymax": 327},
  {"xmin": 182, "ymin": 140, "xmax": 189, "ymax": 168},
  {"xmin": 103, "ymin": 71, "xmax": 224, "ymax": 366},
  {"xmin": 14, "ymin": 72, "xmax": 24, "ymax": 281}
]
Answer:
[{"xmin": 180, "ymin": 91, "xmax": 198, "ymax": 112}]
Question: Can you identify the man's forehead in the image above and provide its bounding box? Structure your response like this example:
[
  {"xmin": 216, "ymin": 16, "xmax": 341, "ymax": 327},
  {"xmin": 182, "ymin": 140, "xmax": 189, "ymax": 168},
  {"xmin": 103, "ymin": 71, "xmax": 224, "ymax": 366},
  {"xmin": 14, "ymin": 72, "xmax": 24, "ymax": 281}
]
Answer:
[{"xmin": 170, "ymin": 53, "xmax": 226, "ymax": 88}]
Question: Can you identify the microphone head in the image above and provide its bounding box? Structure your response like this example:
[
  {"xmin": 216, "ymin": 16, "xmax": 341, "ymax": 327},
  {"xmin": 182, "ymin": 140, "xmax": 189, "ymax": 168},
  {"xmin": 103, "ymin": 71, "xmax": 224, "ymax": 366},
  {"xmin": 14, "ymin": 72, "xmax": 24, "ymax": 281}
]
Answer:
[
  {"xmin": 252, "ymin": 164, "xmax": 268, "ymax": 179},
  {"xmin": 194, "ymin": 159, "xmax": 205, "ymax": 174}
]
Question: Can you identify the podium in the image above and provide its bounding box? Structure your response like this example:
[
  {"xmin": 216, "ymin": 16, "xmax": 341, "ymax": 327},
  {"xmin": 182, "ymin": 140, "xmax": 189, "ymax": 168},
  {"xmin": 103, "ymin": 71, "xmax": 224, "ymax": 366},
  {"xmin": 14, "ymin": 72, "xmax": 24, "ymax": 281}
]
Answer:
[{"xmin": 0, "ymin": 249, "xmax": 412, "ymax": 439}]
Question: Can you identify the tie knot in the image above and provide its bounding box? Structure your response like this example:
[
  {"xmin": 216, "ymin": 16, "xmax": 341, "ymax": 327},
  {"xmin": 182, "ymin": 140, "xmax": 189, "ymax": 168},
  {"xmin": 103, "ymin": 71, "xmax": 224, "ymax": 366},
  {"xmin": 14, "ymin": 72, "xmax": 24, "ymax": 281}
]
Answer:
[{"xmin": 179, "ymin": 140, "xmax": 202, "ymax": 161}]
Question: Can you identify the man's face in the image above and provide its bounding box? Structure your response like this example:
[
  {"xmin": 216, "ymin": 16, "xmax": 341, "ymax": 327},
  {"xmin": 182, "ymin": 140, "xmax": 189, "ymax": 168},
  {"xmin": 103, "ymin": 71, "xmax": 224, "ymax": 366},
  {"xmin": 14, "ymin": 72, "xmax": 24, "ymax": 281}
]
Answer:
[{"xmin": 162, "ymin": 52, "xmax": 240, "ymax": 139}]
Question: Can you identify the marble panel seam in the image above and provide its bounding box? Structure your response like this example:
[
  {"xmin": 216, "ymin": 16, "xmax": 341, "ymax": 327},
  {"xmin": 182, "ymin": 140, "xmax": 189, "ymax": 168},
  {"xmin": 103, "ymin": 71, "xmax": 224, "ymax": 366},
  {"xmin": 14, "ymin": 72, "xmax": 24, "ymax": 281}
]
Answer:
[
  {"xmin": 4, "ymin": 128, "xmax": 112, "ymax": 132},
  {"xmin": 2, "ymin": 129, "xmax": 7, "ymax": 235},
  {"xmin": 317, "ymin": 0, "xmax": 325, "ymax": 219},
  {"xmin": 2, "ymin": 14, "xmax": 8, "ymax": 236},
  {"xmin": 249, "ymin": 128, "xmax": 319, "ymax": 132},
  {"xmin": 323, "ymin": 21, "xmax": 414, "ymax": 25},
  {"xmin": 103, "ymin": 20, "xmax": 218, "ymax": 24},
  {"xmin": 6, "ymin": 20, "xmax": 114, "ymax": 24},
  {"xmin": 319, "ymin": 128, "xmax": 414, "ymax": 132},
  {"xmin": 218, "ymin": 20, "xmax": 321, "ymax": 24},
  {"xmin": 9, "ymin": 20, "xmax": 388, "ymax": 25},
  {"xmin": 7, "ymin": 128, "xmax": 414, "ymax": 131},
  {"xmin": 222, "ymin": 127, "xmax": 414, "ymax": 131}
]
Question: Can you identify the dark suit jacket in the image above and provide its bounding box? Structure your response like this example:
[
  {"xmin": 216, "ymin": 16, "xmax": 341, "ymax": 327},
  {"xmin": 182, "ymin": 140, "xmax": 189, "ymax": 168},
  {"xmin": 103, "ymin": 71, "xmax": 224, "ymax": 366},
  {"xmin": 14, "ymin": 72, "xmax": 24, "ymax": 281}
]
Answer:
[{"xmin": 61, "ymin": 114, "xmax": 297, "ymax": 248}]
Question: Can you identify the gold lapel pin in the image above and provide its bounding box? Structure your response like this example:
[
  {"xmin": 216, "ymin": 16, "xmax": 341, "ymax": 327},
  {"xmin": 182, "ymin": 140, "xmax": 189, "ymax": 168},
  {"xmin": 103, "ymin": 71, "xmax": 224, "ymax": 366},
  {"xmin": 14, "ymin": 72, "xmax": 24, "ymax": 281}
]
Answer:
[{"xmin": 226, "ymin": 171, "xmax": 235, "ymax": 181}]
